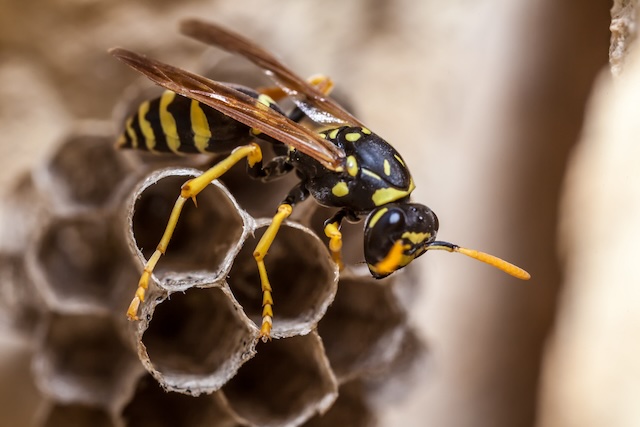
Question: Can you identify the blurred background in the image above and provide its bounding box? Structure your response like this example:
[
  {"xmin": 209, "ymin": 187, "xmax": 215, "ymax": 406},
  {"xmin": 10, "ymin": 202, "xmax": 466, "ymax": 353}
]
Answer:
[{"xmin": 2, "ymin": 0, "xmax": 637, "ymax": 426}]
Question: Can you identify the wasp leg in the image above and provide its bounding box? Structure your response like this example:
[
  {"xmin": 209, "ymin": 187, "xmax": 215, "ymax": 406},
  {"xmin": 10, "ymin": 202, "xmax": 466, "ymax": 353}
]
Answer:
[
  {"xmin": 127, "ymin": 143, "xmax": 263, "ymax": 321},
  {"xmin": 253, "ymin": 183, "xmax": 309, "ymax": 341},
  {"xmin": 259, "ymin": 74, "xmax": 334, "ymax": 123},
  {"xmin": 323, "ymin": 209, "xmax": 349, "ymax": 271},
  {"xmin": 258, "ymin": 74, "xmax": 334, "ymax": 101}
]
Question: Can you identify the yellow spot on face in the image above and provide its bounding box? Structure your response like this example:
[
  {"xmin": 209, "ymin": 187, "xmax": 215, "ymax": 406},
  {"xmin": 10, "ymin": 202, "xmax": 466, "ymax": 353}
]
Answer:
[
  {"xmin": 394, "ymin": 154, "xmax": 405, "ymax": 167},
  {"xmin": 159, "ymin": 91, "xmax": 181, "ymax": 154},
  {"xmin": 190, "ymin": 100, "xmax": 211, "ymax": 153},
  {"xmin": 332, "ymin": 182, "xmax": 349, "ymax": 197},
  {"xmin": 383, "ymin": 159, "xmax": 391, "ymax": 176},
  {"xmin": 401, "ymin": 231, "xmax": 431, "ymax": 245},
  {"xmin": 346, "ymin": 156, "xmax": 358, "ymax": 177},
  {"xmin": 345, "ymin": 132, "xmax": 361, "ymax": 142},
  {"xmin": 361, "ymin": 127, "xmax": 371, "ymax": 135},
  {"xmin": 138, "ymin": 101, "xmax": 156, "ymax": 152},
  {"xmin": 329, "ymin": 128, "xmax": 340, "ymax": 139},
  {"xmin": 371, "ymin": 179, "xmax": 415, "ymax": 206},
  {"xmin": 367, "ymin": 207, "xmax": 388, "ymax": 229},
  {"xmin": 124, "ymin": 116, "xmax": 138, "ymax": 149},
  {"xmin": 371, "ymin": 240, "xmax": 412, "ymax": 275}
]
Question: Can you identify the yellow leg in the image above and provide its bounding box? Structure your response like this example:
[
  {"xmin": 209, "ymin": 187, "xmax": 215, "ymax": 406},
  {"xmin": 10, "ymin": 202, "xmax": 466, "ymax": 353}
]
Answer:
[
  {"xmin": 323, "ymin": 221, "xmax": 344, "ymax": 270},
  {"xmin": 127, "ymin": 143, "xmax": 263, "ymax": 320},
  {"xmin": 258, "ymin": 74, "xmax": 334, "ymax": 100},
  {"xmin": 253, "ymin": 203, "xmax": 293, "ymax": 341}
]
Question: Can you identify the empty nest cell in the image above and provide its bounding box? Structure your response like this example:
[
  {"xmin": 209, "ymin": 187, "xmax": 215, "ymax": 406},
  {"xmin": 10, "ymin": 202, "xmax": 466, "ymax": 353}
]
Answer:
[
  {"xmin": 139, "ymin": 286, "xmax": 257, "ymax": 394},
  {"xmin": 29, "ymin": 214, "xmax": 135, "ymax": 314},
  {"xmin": 33, "ymin": 313, "xmax": 141, "ymax": 407},
  {"xmin": 223, "ymin": 332, "xmax": 338, "ymax": 427},
  {"xmin": 35, "ymin": 124, "xmax": 137, "ymax": 213},
  {"xmin": 129, "ymin": 168, "xmax": 247, "ymax": 290},
  {"xmin": 227, "ymin": 220, "xmax": 338, "ymax": 339}
]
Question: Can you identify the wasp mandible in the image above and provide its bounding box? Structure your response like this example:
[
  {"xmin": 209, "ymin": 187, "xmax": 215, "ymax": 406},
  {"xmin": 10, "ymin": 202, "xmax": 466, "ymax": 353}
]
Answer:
[{"xmin": 111, "ymin": 19, "xmax": 530, "ymax": 340}]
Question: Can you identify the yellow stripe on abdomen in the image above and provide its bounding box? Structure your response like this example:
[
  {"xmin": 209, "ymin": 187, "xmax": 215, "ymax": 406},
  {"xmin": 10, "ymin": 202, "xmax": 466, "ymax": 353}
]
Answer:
[
  {"xmin": 138, "ymin": 101, "xmax": 156, "ymax": 152},
  {"xmin": 159, "ymin": 90, "xmax": 181, "ymax": 154},
  {"xmin": 125, "ymin": 116, "xmax": 138, "ymax": 149},
  {"xmin": 190, "ymin": 100, "xmax": 212, "ymax": 153}
]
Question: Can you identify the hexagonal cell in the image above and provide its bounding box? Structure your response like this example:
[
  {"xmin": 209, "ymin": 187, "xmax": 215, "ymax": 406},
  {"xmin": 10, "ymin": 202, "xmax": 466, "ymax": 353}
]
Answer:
[
  {"xmin": 227, "ymin": 220, "xmax": 338, "ymax": 338},
  {"xmin": 129, "ymin": 168, "xmax": 249, "ymax": 290},
  {"xmin": 122, "ymin": 375, "xmax": 249, "ymax": 427},
  {"xmin": 223, "ymin": 332, "xmax": 338, "ymax": 427},
  {"xmin": 33, "ymin": 314, "xmax": 142, "ymax": 407},
  {"xmin": 304, "ymin": 380, "xmax": 375, "ymax": 427},
  {"xmin": 40, "ymin": 403, "xmax": 114, "ymax": 427},
  {"xmin": 29, "ymin": 214, "xmax": 136, "ymax": 314},
  {"xmin": 34, "ymin": 123, "xmax": 138, "ymax": 213},
  {"xmin": 138, "ymin": 286, "xmax": 257, "ymax": 394},
  {"xmin": 317, "ymin": 275, "xmax": 407, "ymax": 382}
]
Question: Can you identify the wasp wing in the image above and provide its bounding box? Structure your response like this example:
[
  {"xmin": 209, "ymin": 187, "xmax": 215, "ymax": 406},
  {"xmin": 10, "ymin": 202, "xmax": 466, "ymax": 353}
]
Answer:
[
  {"xmin": 110, "ymin": 48, "xmax": 345, "ymax": 171},
  {"xmin": 180, "ymin": 18, "xmax": 365, "ymax": 128}
]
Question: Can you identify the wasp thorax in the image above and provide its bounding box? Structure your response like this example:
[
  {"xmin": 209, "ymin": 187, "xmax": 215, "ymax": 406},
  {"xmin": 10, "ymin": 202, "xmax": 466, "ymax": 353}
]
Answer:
[{"xmin": 364, "ymin": 203, "xmax": 438, "ymax": 278}]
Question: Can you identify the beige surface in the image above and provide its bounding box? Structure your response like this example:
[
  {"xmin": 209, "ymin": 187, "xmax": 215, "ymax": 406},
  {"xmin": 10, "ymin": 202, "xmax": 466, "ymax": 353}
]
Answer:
[{"xmin": 0, "ymin": 0, "xmax": 611, "ymax": 426}]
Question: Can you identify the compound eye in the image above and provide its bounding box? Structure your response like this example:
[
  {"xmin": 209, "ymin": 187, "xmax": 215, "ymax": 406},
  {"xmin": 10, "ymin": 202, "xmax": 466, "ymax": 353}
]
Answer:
[{"xmin": 364, "ymin": 206, "xmax": 408, "ymax": 278}]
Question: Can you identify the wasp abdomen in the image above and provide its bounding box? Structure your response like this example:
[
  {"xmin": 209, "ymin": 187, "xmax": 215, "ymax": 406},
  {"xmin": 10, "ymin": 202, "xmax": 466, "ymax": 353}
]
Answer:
[{"xmin": 117, "ymin": 90, "xmax": 263, "ymax": 154}]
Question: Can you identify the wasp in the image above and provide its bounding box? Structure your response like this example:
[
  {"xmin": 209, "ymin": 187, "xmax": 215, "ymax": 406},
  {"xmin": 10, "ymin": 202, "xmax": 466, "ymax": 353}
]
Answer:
[{"xmin": 111, "ymin": 19, "xmax": 530, "ymax": 340}]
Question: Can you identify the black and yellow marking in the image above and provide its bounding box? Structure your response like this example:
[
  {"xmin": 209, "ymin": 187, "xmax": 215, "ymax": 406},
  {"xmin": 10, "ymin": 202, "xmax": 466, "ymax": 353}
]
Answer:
[
  {"xmin": 346, "ymin": 155, "xmax": 358, "ymax": 177},
  {"xmin": 119, "ymin": 91, "xmax": 270, "ymax": 155},
  {"xmin": 113, "ymin": 20, "xmax": 531, "ymax": 343},
  {"xmin": 190, "ymin": 99, "xmax": 213, "ymax": 153},
  {"xmin": 371, "ymin": 179, "xmax": 415, "ymax": 206},
  {"xmin": 331, "ymin": 181, "xmax": 349, "ymax": 197},
  {"xmin": 367, "ymin": 207, "xmax": 388, "ymax": 229}
]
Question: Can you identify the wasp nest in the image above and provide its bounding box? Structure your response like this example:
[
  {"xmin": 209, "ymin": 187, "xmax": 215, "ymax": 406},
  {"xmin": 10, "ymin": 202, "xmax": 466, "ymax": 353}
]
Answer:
[{"xmin": 0, "ymin": 78, "xmax": 424, "ymax": 427}]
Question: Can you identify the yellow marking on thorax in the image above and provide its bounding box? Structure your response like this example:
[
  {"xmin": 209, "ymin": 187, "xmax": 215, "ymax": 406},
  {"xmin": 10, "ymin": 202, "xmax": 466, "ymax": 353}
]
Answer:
[
  {"xmin": 190, "ymin": 100, "xmax": 212, "ymax": 153},
  {"xmin": 361, "ymin": 127, "xmax": 371, "ymax": 135},
  {"xmin": 371, "ymin": 179, "xmax": 415, "ymax": 206},
  {"xmin": 345, "ymin": 132, "xmax": 361, "ymax": 142},
  {"xmin": 367, "ymin": 207, "xmax": 388, "ymax": 229},
  {"xmin": 394, "ymin": 154, "xmax": 405, "ymax": 167},
  {"xmin": 383, "ymin": 159, "xmax": 391, "ymax": 176},
  {"xmin": 362, "ymin": 168, "xmax": 382, "ymax": 181},
  {"xmin": 159, "ymin": 91, "xmax": 182, "ymax": 154},
  {"xmin": 138, "ymin": 101, "xmax": 157, "ymax": 152},
  {"xmin": 346, "ymin": 156, "xmax": 358, "ymax": 177},
  {"xmin": 332, "ymin": 182, "xmax": 349, "ymax": 197},
  {"xmin": 401, "ymin": 231, "xmax": 431, "ymax": 245},
  {"xmin": 124, "ymin": 116, "xmax": 138, "ymax": 149},
  {"xmin": 329, "ymin": 128, "xmax": 340, "ymax": 139}
]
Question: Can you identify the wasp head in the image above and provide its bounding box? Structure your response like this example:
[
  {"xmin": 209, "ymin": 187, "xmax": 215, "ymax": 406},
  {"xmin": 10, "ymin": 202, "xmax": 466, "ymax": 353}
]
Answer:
[{"xmin": 364, "ymin": 202, "xmax": 438, "ymax": 278}]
